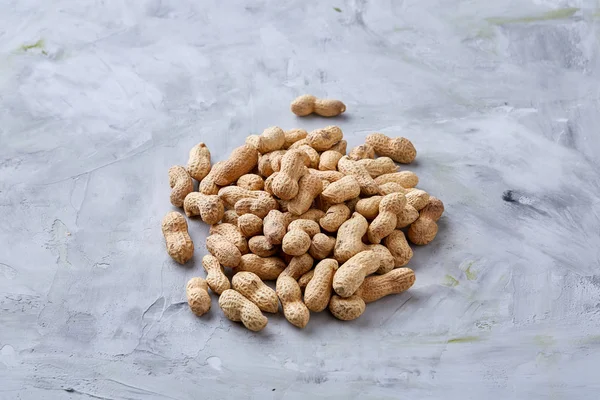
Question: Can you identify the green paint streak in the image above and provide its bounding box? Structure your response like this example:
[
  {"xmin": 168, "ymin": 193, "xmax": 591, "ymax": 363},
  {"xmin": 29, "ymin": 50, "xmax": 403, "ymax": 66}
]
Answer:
[
  {"xmin": 487, "ymin": 8, "xmax": 578, "ymax": 25},
  {"xmin": 534, "ymin": 335, "xmax": 556, "ymax": 347},
  {"xmin": 465, "ymin": 263, "xmax": 477, "ymax": 281},
  {"xmin": 448, "ymin": 336, "xmax": 480, "ymax": 344},
  {"xmin": 333, "ymin": 7, "xmax": 342, "ymax": 13},
  {"xmin": 19, "ymin": 39, "xmax": 48, "ymax": 55},
  {"xmin": 443, "ymin": 275, "xmax": 459, "ymax": 287}
]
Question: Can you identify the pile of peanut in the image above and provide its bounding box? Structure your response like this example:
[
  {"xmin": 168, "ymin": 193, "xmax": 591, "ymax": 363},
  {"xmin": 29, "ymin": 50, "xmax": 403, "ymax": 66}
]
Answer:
[{"xmin": 162, "ymin": 95, "xmax": 444, "ymax": 331}]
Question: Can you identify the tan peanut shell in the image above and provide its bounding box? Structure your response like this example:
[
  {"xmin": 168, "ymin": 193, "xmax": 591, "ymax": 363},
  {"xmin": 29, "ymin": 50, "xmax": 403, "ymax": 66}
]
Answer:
[
  {"xmin": 297, "ymin": 145, "xmax": 320, "ymax": 169},
  {"xmin": 237, "ymin": 254, "xmax": 286, "ymax": 280},
  {"xmin": 308, "ymin": 168, "xmax": 345, "ymax": 183},
  {"xmin": 309, "ymin": 233, "xmax": 336, "ymax": 260},
  {"xmin": 199, "ymin": 161, "xmax": 223, "ymax": 195},
  {"xmin": 319, "ymin": 150, "xmax": 343, "ymax": 171},
  {"xmin": 396, "ymin": 204, "xmax": 419, "ymax": 228},
  {"xmin": 186, "ymin": 277, "xmax": 211, "ymax": 316},
  {"xmin": 218, "ymin": 289, "xmax": 267, "ymax": 331},
  {"xmin": 183, "ymin": 193, "xmax": 224, "ymax": 225},
  {"xmin": 384, "ymin": 230, "xmax": 413, "ymax": 267},
  {"xmin": 209, "ymin": 223, "xmax": 249, "ymax": 254},
  {"xmin": 187, "ymin": 143, "xmax": 211, "ymax": 181},
  {"xmin": 375, "ymin": 171, "xmax": 419, "ymax": 188},
  {"xmin": 287, "ymin": 174, "xmax": 323, "ymax": 215},
  {"xmin": 222, "ymin": 209, "xmax": 239, "ymax": 225},
  {"xmin": 282, "ymin": 229, "xmax": 312, "ymax": 256},
  {"xmin": 355, "ymin": 196, "xmax": 382, "ymax": 220},
  {"xmin": 292, "ymin": 209, "xmax": 327, "ymax": 223},
  {"xmin": 346, "ymin": 197, "xmax": 360, "ymax": 213},
  {"xmin": 162, "ymin": 212, "xmax": 194, "ymax": 264},
  {"xmin": 329, "ymin": 295, "xmax": 365, "ymax": 321},
  {"xmin": 337, "ymin": 156, "xmax": 380, "ymax": 196},
  {"xmin": 218, "ymin": 186, "xmax": 265, "ymax": 208},
  {"xmin": 263, "ymin": 210, "xmax": 287, "ymax": 245},
  {"xmin": 247, "ymin": 126, "xmax": 285, "ymax": 154},
  {"xmin": 234, "ymin": 195, "xmax": 278, "ymax": 219},
  {"xmin": 281, "ymin": 253, "xmax": 314, "ymax": 280},
  {"xmin": 406, "ymin": 189, "xmax": 430, "ymax": 211},
  {"xmin": 307, "ymin": 126, "xmax": 344, "ymax": 151},
  {"xmin": 356, "ymin": 268, "xmax": 415, "ymax": 303},
  {"xmin": 271, "ymin": 150, "xmax": 307, "ymax": 200},
  {"xmin": 237, "ymin": 174, "xmax": 264, "ymax": 191},
  {"xmin": 333, "ymin": 212, "xmax": 369, "ymax": 263},
  {"xmin": 249, "ymin": 235, "xmax": 278, "ymax": 257},
  {"xmin": 367, "ymin": 244, "xmax": 396, "ymax": 274},
  {"xmin": 232, "ymin": 271, "xmax": 279, "ymax": 313},
  {"xmin": 378, "ymin": 182, "xmax": 406, "ymax": 195},
  {"xmin": 333, "ymin": 250, "xmax": 381, "ymax": 298},
  {"xmin": 237, "ymin": 213, "xmax": 263, "ymax": 237},
  {"xmin": 329, "ymin": 140, "xmax": 347, "ymax": 155},
  {"xmin": 291, "ymin": 95, "xmax": 346, "ymax": 117},
  {"xmin": 202, "ymin": 255, "xmax": 230, "ymax": 295},
  {"xmin": 366, "ymin": 133, "xmax": 417, "ymax": 164},
  {"xmin": 304, "ymin": 259, "xmax": 338, "ymax": 312},
  {"xmin": 407, "ymin": 196, "xmax": 444, "ymax": 245},
  {"xmin": 321, "ymin": 175, "xmax": 361, "ymax": 204},
  {"xmin": 284, "ymin": 129, "xmax": 308, "ymax": 149},
  {"xmin": 169, "ymin": 166, "xmax": 193, "ymax": 207},
  {"xmin": 356, "ymin": 157, "xmax": 398, "ymax": 178},
  {"xmin": 276, "ymin": 275, "xmax": 310, "ymax": 328},
  {"xmin": 212, "ymin": 145, "xmax": 259, "ymax": 186},
  {"xmin": 287, "ymin": 219, "xmax": 321, "ymax": 237},
  {"xmin": 206, "ymin": 234, "xmax": 242, "ymax": 267},
  {"xmin": 298, "ymin": 270, "xmax": 314, "ymax": 289},
  {"xmin": 287, "ymin": 138, "xmax": 309, "ymax": 150},
  {"xmin": 258, "ymin": 150, "xmax": 287, "ymax": 177},
  {"xmin": 348, "ymin": 144, "xmax": 375, "ymax": 161},
  {"xmin": 320, "ymin": 204, "xmax": 351, "ymax": 233},
  {"xmin": 367, "ymin": 193, "xmax": 407, "ymax": 244}
]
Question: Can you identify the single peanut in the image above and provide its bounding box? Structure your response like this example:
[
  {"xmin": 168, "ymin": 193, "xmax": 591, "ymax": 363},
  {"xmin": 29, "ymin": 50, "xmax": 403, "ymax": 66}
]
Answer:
[
  {"xmin": 319, "ymin": 150, "xmax": 343, "ymax": 171},
  {"xmin": 355, "ymin": 196, "xmax": 382, "ymax": 220},
  {"xmin": 329, "ymin": 295, "xmax": 365, "ymax": 321},
  {"xmin": 282, "ymin": 230, "xmax": 312, "ymax": 256},
  {"xmin": 333, "ymin": 212, "xmax": 369, "ymax": 263},
  {"xmin": 356, "ymin": 268, "xmax": 415, "ymax": 303},
  {"xmin": 378, "ymin": 182, "xmax": 406, "ymax": 195},
  {"xmin": 162, "ymin": 212, "xmax": 194, "ymax": 264},
  {"xmin": 199, "ymin": 161, "xmax": 224, "ymax": 195},
  {"xmin": 287, "ymin": 174, "xmax": 323, "ymax": 216},
  {"xmin": 169, "ymin": 166, "xmax": 193, "ymax": 207},
  {"xmin": 263, "ymin": 210, "xmax": 287, "ymax": 245},
  {"xmin": 202, "ymin": 255, "xmax": 230, "ymax": 295},
  {"xmin": 305, "ymin": 259, "xmax": 338, "ymax": 312},
  {"xmin": 297, "ymin": 145, "xmax": 320, "ymax": 169},
  {"xmin": 283, "ymin": 128, "xmax": 308, "ymax": 149},
  {"xmin": 348, "ymin": 144, "xmax": 375, "ymax": 161},
  {"xmin": 258, "ymin": 150, "xmax": 287, "ymax": 177},
  {"xmin": 236, "ymin": 254, "xmax": 286, "ymax": 280},
  {"xmin": 206, "ymin": 234, "xmax": 242, "ymax": 267},
  {"xmin": 357, "ymin": 157, "xmax": 398, "ymax": 178},
  {"xmin": 298, "ymin": 270, "xmax": 315, "ymax": 289},
  {"xmin": 291, "ymin": 95, "xmax": 346, "ymax": 117},
  {"xmin": 218, "ymin": 186, "xmax": 267, "ymax": 208},
  {"xmin": 333, "ymin": 250, "xmax": 383, "ymax": 297},
  {"xmin": 271, "ymin": 150, "xmax": 307, "ymax": 200},
  {"xmin": 186, "ymin": 277, "xmax": 211, "ymax": 316},
  {"xmin": 183, "ymin": 193, "xmax": 224, "ymax": 225},
  {"xmin": 237, "ymin": 174, "xmax": 264, "ymax": 191},
  {"xmin": 246, "ymin": 126, "xmax": 285, "ymax": 154},
  {"xmin": 287, "ymin": 219, "xmax": 321, "ymax": 237},
  {"xmin": 308, "ymin": 168, "xmax": 345, "ymax": 183},
  {"xmin": 232, "ymin": 271, "xmax": 279, "ymax": 313},
  {"xmin": 276, "ymin": 275, "xmax": 310, "ymax": 328},
  {"xmin": 209, "ymin": 223, "xmax": 249, "ymax": 254},
  {"xmin": 320, "ymin": 204, "xmax": 351, "ymax": 233},
  {"xmin": 366, "ymin": 133, "xmax": 417, "ymax": 164},
  {"xmin": 408, "ymin": 196, "xmax": 444, "ymax": 245},
  {"xmin": 218, "ymin": 289, "xmax": 267, "ymax": 331},
  {"xmin": 212, "ymin": 145, "xmax": 259, "ymax": 186},
  {"xmin": 287, "ymin": 138, "xmax": 309, "ymax": 150},
  {"xmin": 337, "ymin": 156, "xmax": 380, "ymax": 196},
  {"xmin": 237, "ymin": 213, "xmax": 263, "ymax": 237},
  {"xmin": 406, "ymin": 189, "xmax": 430, "ymax": 211},
  {"xmin": 306, "ymin": 126, "xmax": 344, "ymax": 151},
  {"xmin": 396, "ymin": 204, "xmax": 419, "ymax": 228},
  {"xmin": 234, "ymin": 195, "xmax": 278, "ymax": 218},
  {"xmin": 368, "ymin": 244, "xmax": 396, "ymax": 274},
  {"xmin": 367, "ymin": 193, "xmax": 407, "ymax": 244},
  {"xmin": 309, "ymin": 233, "xmax": 336, "ymax": 260},
  {"xmin": 320, "ymin": 175, "xmax": 361, "ymax": 204},
  {"xmin": 248, "ymin": 235, "xmax": 278, "ymax": 257},
  {"xmin": 374, "ymin": 171, "xmax": 419, "ymax": 188},
  {"xmin": 222, "ymin": 209, "xmax": 239, "ymax": 225},
  {"xmin": 280, "ymin": 253, "xmax": 314, "ymax": 280},
  {"xmin": 328, "ymin": 140, "xmax": 347, "ymax": 155},
  {"xmin": 383, "ymin": 230, "xmax": 413, "ymax": 267},
  {"xmin": 187, "ymin": 143, "xmax": 211, "ymax": 181}
]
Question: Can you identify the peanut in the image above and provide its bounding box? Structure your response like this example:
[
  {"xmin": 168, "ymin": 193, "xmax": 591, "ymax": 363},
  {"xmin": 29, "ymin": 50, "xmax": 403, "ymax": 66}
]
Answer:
[
  {"xmin": 281, "ymin": 253, "xmax": 314, "ymax": 280},
  {"xmin": 237, "ymin": 254, "xmax": 286, "ymax": 280},
  {"xmin": 365, "ymin": 133, "xmax": 417, "ymax": 164},
  {"xmin": 318, "ymin": 150, "xmax": 343, "ymax": 171},
  {"xmin": 212, "ymin": 145, "xmax": 259, "ymax": 186},
  {"xmin": 236, "ymin": 174, "xmax": 264, "ymax": 191},
  {"xmin": 287, "ymin": 174, "xmax": 323, "ymax": 216},
  {"xmin": 202, "ymin": 255, "xmax": 230, "ymax": 295},
  {"xmin": 248, "ymin": 235, "xmax": 278, "ymax": 257},
  {"xmin": 292, "ymin": 209, "xmax": 326, "ymax": 223},
  {"xmin": 234, "ymin": 195, "xmax": 278, "ymax": 218},
  {"xmin": 378, "ymin": 182, "xmax": 406, "ymax": 195},
  {"xmin": 187, "ymin": 143, "xmax": 211, "ymax": 181},
  {"xmin": 320, "ymin": 175, "xmax": 361, "ymax": 204},
  {"xmin": 308, "ymin": 168, "xmax": 345, "ymax": 183},
  {"xmin": 168, "ymin": 166, "xmax": 193, "ymax": 207},
  {"xmin": 199, "ymin": 161, "xmax": 223, "ymax": 195},
  {"xmin": 232, "ymin": 271, "xmax": 279, "ymax": 313},
  {"xmin": 258, "ymin": 150, "xmax": 287, "ymax": 177},
  {"xmin": 218, "ymin": 289, "xmax": 267, "ymax": 331},
  {"xmin": 357, "ymin": 157, "xmax": 398, "ymax": 178},
  {"xmin": 206, "ymin": 234, "xmax": 242, "ymax": 268},
  {"xmin": 305, "ymin": 259, "xmax": 338, "ymax": 312},
  {"xmin": 367, "ymin": 193, "xmax": 406, "ymax": 244},
  {"xmin": 287, "ymin": 138, "xmax": 309, "ymax": 150},
  {"xmin": 355, "ymin": 196, "xmax": 382, "ymax": 220},
  {"xmin": 328, "ymin": 140, "xmax": 347, "ymax": 155},
  {"xmin": 408, "ymin": 196, "xmax": 444, "ymax": 245},
  {"xmin": 221, "ymin": 209, "xmax": 239, "ymax": 225},
  {"xmin": 237, "ymin": 213, "xmax": 263, "ymax": 237},
  {"xmin": 356, "ymin": 268, "xmax": 415, "ymax": 303},
  {"xmin": 383, "ymin": 230, "xmax": 413, "ymax": 267},
  {"xmin": 276, "ymin": 275, "xmax": 310, "ymax": 328},
  {"xmin": 283, "ymin": 129, "xmax": 308, "ymax": 149},
  {"xmin": 406, "ymin": 189, "xmax": 430, "ymax": 211},
  {"xmin": 320, "ymin": 204, "xmax": 351, "ymax": 233},
  {"xmin": 162, "ymin": 212, "xmax": 194, "ymax": 264},
  {"xmin": 333, "ymin": 250, "xmax": 386, "ymax": 297},
  {"xmin": 282, "ymin": 230, "xmax": 312, "ymax": 256},
  {"xmin": 374, "ymin": 171, "xmax": 419, "ymax": 188},
  {"xmin": 309, "ymin": 233, "xmax": 336, "ymax": 260},
  {"xmin": 271, "ymin": 150, "xmax": 307, "ymax": 200},
  {"xmin": 307, "ymin": 126, "xmax": 344, "ymax": 151},
  {"xmin": 287, "ymin": 219, "xmax": 321, "ymax": 237},
  {"xmin": 298, "ymin": 270, "xmax": 314, "ymax": 289},
  {"xmin": 337, "ymin": 156, "xmax": 380, "ymax": 196},
  {"xmin": 333, "ymin": 212, "xmax": 368, "ymax": 263},
  {"xmin": 183, "ymin": 193, "xmax": 224, "ymax": 225},
  {"xmin": 297, "ymin": 145, "xmax": 320, "ymax": 169},
  {"xmin": 291, "ymin": 95, "xmax": 346, "ymax": 117},
  {"xmin": 368, "ymin": 244, "xmax": 396, "ymax": 274},
  {"xmin": 186, "ymin": 277, "xmax": 211, "ymax": 316},
  {"xmin": 218, "ymin": 186, "xmax": 266, "ymax": 208},
  {"xmin": 246, "ymin": 126, "xmax": 285, "ymax": 154},
  {"xmin": 396, "ymin": 204, "xmax": 419, "ymax": 228},
  {"xmin": 263, "ymin": 210, "xmax": 287, "ymax": 245},
  {"xmin": 348, "ymin": 144, "xmax": 375, "ymax": 161},
  {"xmin": 209, "ymin": 223, "xmax": 249, "ymax": 254},
  {"xmin": 329, "ymin": 295, "xmax": 365, "ymax": 321}
]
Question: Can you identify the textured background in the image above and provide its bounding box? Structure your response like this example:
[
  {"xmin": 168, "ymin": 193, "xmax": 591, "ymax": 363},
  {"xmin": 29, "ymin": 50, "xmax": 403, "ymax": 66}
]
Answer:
[{"xmin": 1, "ymin": 1, "xmax": 600, "ymax": 399}]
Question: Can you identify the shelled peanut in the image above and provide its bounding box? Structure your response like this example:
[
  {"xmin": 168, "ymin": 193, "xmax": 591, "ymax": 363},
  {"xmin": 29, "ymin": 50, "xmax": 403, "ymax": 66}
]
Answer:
[{"xmin": 163, "ymin": 120, "xmax": 445, "ymax": 331}]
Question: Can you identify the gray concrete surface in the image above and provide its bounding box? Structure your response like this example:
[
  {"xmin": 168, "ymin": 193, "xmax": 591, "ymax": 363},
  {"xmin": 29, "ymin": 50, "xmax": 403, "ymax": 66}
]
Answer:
[{"xmin": 1, "ymin": 1, "xmax": 600, "ymax": 399}]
